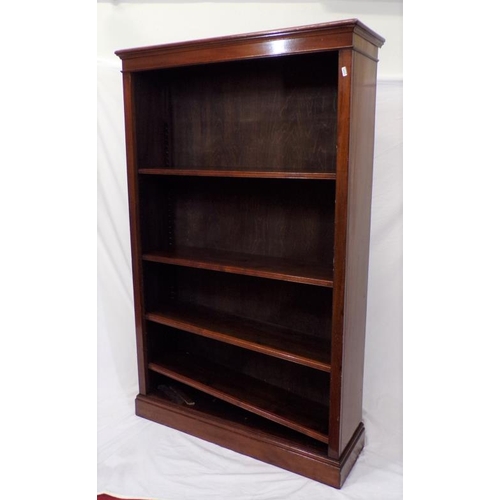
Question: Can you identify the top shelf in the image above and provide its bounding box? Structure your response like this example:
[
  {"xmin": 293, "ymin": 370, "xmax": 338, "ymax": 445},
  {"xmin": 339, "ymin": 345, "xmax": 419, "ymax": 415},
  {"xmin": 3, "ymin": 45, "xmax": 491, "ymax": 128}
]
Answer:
[{"xmin": 138, "ymin": 168, "xmax": 336, "ymax": 180}]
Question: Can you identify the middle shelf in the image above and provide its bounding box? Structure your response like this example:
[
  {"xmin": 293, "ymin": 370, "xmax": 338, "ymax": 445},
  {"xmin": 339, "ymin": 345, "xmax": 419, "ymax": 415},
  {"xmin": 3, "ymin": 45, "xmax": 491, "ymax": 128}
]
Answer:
[
  {"xmin": 138, "ymin": 168, "xmax": 337, "ymax": 180},
  {"xmin": 143, "ymin": 246, "xmax": 333, "ymax": 287},
  {"xmin": 143, "ymin": 262, "xmax": 333, "ymax": 376},
  {"xmin": 139, "ymin": 175, "xmax": 335, "ymax": 287},
  {"xmin": 146, "ymin": 302, "xmax": 331, "ymax": 372}
]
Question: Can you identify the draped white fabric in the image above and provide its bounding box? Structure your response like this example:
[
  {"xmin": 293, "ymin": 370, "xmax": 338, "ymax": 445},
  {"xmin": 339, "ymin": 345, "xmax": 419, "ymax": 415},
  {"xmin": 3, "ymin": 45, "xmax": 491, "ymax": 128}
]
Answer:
[{"xmin": 97, "ymin": 61, "xmax": 403, "ymax": 500}]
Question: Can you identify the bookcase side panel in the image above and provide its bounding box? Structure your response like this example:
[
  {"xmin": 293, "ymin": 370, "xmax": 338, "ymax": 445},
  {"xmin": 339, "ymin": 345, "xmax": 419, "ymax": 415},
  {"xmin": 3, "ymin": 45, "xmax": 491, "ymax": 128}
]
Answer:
[
  {"xmin": 329, "ymin": 48, "xmax": 353, "ymax": 459},
  {"xmin": 122, "ymin": 71, "xmax": 149, "ymax": 395},
  {"xmin": 339, "ymin": 50, "xmax": 379, "ymax": 453}
]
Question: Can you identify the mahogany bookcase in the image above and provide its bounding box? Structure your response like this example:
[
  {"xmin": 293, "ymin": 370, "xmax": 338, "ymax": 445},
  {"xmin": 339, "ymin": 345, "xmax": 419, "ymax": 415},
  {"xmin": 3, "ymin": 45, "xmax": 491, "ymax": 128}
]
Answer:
[{"xmin": 116, "ymin": 19, "xmax": 384, "ymax": 488}]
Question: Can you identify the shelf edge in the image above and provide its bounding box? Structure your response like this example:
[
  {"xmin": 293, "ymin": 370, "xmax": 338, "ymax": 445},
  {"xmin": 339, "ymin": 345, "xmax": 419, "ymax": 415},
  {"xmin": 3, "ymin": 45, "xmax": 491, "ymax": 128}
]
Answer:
[
  {"xmin": 142, "ymin": 252, "xmax": 334, "ymax": 288},
  {"xmin": 138, "ymin": 168, "xmax": 336, "ymax": 180}
]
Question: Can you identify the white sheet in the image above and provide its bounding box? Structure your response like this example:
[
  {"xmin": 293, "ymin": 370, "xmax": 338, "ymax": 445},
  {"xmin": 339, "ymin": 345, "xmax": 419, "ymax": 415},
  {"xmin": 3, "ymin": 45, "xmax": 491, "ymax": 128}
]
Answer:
[{"xmin": 97, "ymin": 61, "xmax": 403, "ymax": 500}]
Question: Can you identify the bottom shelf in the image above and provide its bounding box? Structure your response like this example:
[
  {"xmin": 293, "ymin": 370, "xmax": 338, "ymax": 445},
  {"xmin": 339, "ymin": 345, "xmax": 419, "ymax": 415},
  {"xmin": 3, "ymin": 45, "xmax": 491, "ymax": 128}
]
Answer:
[
  {"xmin": 148, "ymin": 374, "xmax": 326, "ymax": 452},
  {"xmin": 137, "ymin": 382, "xmax": 365, "ymax": 488},
  {"xmin": 149, "ymin": 353, "xmax": 329, "ymax": 443}
]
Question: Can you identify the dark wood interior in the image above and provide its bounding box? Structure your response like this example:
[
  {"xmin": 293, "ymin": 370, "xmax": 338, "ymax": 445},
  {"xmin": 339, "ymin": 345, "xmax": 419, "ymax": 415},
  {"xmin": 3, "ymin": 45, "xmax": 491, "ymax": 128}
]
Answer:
[
  {"xmin": 134, "ymin": 51, "xmax": 338, "ymax": 173},
  {"xmin": 147, "ymin": 324, "xmax": 330, "ymax": 441},
  {"xmin": 139, "ymin": 176, "xmax": 335, "ymax": 266},
  {"xmin": 143, "ymin": 264, "xmax": 332, "ymax": 341},
  {"xmin": 116, "ymin": 19, "xmax": 384, "ymax": 488}
]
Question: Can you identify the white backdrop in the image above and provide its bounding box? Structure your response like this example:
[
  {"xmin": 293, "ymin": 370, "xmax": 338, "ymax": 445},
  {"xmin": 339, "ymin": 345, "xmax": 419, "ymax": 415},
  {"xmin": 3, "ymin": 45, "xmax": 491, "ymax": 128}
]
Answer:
[{"xmin": 97, "ymin": 55, "xmax": 402, "ymax": 498}]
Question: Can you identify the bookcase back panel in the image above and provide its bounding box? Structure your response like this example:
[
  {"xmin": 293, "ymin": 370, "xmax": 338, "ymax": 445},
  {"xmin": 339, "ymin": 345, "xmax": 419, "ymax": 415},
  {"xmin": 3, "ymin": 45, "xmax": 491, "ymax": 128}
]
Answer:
[
  {"xmin": 134, "ymin": 51, "xmax": 338, "ymax": 172},
  {"xmin": 144, "ymin": 263, "xmax": 332, "ymax": 340},
  {"xmin": 139, "ymin": 176, "xmax": 335, "ymax": 265}
]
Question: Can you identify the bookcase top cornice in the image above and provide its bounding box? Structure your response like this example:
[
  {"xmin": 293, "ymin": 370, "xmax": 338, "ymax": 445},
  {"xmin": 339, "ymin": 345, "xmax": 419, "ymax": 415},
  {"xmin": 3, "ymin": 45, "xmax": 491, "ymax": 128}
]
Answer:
[{"xmin": 115, "ymin": 19, "xmax": 385, "ymax": 71}]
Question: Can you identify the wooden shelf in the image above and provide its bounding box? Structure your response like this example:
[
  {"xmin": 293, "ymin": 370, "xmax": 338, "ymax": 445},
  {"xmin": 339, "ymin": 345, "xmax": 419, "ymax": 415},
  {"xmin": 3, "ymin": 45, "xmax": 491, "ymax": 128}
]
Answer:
[
  {"xmin": 142, "ymin": 247, "xmax": 333, "ymax": 288},
  {"xmin": 145, "ymin": 304, "xmax": 331, "ymax": 372},
  {"xmin": 148, "ymin": 355, "xmax": 329, "ymax": 443},
  {"xmin": 138, "ymin": 168, "xmax": 336, "ymax": 180}
]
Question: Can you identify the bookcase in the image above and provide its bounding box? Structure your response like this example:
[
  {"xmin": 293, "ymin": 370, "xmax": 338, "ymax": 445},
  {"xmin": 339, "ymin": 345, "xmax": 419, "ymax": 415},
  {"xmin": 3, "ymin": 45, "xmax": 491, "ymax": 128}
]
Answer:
[{"xmin": 116, "ymin": 19, "xmax": 384, "ymax": 488}]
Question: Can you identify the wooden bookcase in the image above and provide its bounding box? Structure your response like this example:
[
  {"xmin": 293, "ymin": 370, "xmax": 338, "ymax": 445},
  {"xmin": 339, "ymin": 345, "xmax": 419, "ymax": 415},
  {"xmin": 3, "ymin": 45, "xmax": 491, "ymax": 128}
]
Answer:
[{"xmin": 116, "ymin": 19, "xmax": 384, "ymax": 488}]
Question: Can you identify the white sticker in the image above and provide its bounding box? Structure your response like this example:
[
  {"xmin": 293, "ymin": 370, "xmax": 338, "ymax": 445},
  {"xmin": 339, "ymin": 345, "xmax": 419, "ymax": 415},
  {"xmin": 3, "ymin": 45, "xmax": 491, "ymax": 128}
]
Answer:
[{"xmin": 341, "ymin": 66, "xmax": 348, "ymax": 77}]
